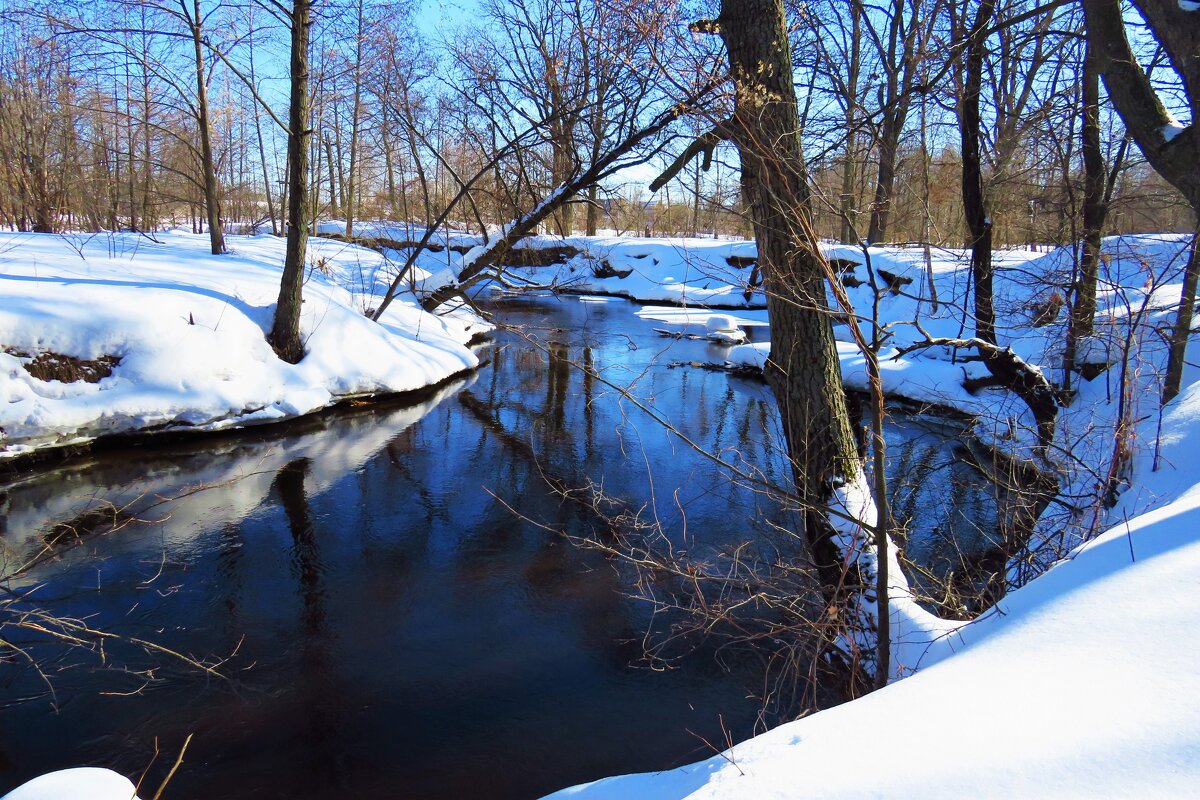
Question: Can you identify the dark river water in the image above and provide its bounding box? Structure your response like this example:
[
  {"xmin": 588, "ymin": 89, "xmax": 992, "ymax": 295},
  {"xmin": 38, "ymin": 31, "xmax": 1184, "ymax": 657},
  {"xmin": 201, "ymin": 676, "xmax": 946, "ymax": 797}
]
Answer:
[{"xmin": 0, "ymin": 295, "xmax": 994, "ymax": 799}]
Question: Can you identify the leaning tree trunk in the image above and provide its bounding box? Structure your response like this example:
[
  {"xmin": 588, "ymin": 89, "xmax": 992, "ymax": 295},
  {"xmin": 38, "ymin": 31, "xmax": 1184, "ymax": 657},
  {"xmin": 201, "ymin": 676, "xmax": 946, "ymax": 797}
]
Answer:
[
  {"xmin": 718, "ymin": 0, "xmax": 862, "ymax": 593},
  {"xmin": 269, "ymin": 0, "xmax": 313, "ymax": 365}
]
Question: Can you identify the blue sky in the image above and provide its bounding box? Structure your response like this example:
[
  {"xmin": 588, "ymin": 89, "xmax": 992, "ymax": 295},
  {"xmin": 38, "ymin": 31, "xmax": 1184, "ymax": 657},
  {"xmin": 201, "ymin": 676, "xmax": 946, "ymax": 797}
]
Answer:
[{"xmin": 414, "ymin": 0, "xmax": 481, "ymax": 38}]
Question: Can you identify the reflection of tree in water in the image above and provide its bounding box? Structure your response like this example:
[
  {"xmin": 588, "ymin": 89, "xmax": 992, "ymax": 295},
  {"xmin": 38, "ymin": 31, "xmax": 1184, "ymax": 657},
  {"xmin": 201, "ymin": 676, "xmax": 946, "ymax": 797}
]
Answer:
[
  {"xmin": 216, "ymin": 521, "xmax": 244, "ymax": 627},
  {"xmin": 583, "ymin": 346, "xmax": 595, "ymax": 457},
  {"xmin": 886, "ymin": 422, "xmax": 999, "ymax": 612},
  {"xmin": 270, "ymin": 458, "xmax": 344, "ymax": 791},
  {"xmin": 544, "ymin": 341, "xmax": 571, "ymax": 434}
]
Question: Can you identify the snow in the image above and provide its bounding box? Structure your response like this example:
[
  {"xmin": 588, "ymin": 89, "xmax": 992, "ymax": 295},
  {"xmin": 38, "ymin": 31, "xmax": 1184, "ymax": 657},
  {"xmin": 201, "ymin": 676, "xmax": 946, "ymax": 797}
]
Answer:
[
  {"xmin": 634, "ymin": 307, "xmax": 768, "ymax": 328},
  {"xmin": 457, "ymin": 234, "xmax": 763, "ymax": 307},
  {"xmin": 0, "ymin": 231, "xmax": 486, "ymax": 457},
  {"xmin": 1, "ymin": 768, "xmax": 139, "ymax": 800},
  {"xmin": 1163, "ymin": 121, "xmax": 1187, "ymax": 142},
  {"xmin": 703, "ymin": 314, "xmax": 739, "ymax": 332}
]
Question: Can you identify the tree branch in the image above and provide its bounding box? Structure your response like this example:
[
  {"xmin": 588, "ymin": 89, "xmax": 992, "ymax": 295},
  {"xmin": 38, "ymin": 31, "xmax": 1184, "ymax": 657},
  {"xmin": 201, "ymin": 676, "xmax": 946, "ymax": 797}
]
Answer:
[{"xmin": 648, "ymin": 118, "xmax": 734, "ymax": 193}]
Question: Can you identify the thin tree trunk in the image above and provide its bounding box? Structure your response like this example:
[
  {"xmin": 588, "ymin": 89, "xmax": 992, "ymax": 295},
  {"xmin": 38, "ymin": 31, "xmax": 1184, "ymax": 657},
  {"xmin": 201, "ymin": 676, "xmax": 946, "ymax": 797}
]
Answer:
[
  {"xmin": 269, "ymin": 0, "xmax": 313, "ymax": 365},
  {"xmin": 192, "ymin": 0, "xmax": 225, "ymax": 254},
  {"xmin": 249, "ymin": 23, "xmax": 279, "ymax": 235},
  {"xmin": 1066, "ymin": 43, "xmax": 1106, "ymax": 376},
  {"xmin": 345, "ymin": 0, "xmax": 364, "ymax": 238},
  {"xmin": 1165, "ymin": 234, "xmax": 1200, "ymax": 404},
  {"xmin": 840, "ymin": 4, "xmax": 862, "ymax": 244},
  {"xmin": 324, "ymin": 137, "xmax": 338, "ymax": 218}
]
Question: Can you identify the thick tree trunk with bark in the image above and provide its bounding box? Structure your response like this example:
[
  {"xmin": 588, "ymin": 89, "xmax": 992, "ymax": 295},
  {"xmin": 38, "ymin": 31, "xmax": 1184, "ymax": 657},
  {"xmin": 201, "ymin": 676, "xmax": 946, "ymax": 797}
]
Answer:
[
  {"xmin": 718, "ymin": 0, "xmax": 861, "ymax": 591},
  {"xmin": 269, "ymin": 0, "xmax": 313, "ymax": 365},
  {"xmin": 960, "ymin": 0, "xmax": 997, "ymax": 344}
]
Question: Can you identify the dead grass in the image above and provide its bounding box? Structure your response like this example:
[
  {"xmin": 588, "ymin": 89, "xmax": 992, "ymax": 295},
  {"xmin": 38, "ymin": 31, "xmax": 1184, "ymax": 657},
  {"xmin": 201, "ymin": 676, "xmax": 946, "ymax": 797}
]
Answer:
[{"xmin": 5, "ymin": 349, "xmax": 121, "ymax": 383}]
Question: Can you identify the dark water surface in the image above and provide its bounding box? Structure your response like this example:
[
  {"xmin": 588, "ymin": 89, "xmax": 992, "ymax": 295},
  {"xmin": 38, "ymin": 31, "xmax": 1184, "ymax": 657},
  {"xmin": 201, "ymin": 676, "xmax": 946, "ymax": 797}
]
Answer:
[
  {"xmin": 1, "ymin": 297, "xmax": 804, "ymax": 799},
  {"xmin": 0, "ymin": 296, "xmax": 998, "ymax": 798}
]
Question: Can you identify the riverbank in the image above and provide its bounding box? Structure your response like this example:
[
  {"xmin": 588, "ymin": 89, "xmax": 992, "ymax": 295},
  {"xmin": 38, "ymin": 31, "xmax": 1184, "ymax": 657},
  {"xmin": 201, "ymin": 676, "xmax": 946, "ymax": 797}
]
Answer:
[
  {"xmin": 0, "ymin": 231, "xmax": 488, "ymax": 463},
  {"xmin": 551, "ymin": 373, "xmax": 1200, "ymax": 798}
]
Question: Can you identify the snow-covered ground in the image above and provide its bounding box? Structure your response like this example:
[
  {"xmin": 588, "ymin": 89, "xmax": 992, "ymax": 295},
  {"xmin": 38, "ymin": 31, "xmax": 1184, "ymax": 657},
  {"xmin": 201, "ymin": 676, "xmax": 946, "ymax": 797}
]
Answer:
[
  {"xmin": 317, "ymin": 221, "xmax": 765, "ymax": 307},
  {"xmin": 0, "ymin": 230, "xmax": 487, "ymax": 459}
]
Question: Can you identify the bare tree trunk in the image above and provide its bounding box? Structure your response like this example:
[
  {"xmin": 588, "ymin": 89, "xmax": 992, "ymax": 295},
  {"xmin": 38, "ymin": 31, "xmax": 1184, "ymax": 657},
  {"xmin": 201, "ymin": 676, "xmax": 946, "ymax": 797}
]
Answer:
[
  {"xmin": 867, "ymin": 117, "xmax": 902, "ymax": 243},
  {"xmin": 249, "ymin": 22, "xmax": 279, "ymax": 235},
  {"xmin": 586, "ymin": 183, "xmax": 600, "ymax": 235},
  {"xmin": 269, "ymin": 0, "xmax": 313, "ymax": 365},
  {"xmin": 344, "ymin": 0, "xmax": 365, "ymax": 238},
  {"xmin": 718, "ymin": 0, "xmax": 861, "ymax": 591},
  {"xmin": 960, "ymin": 0, "xmax": 997, "ymax": 344},
  {"xmin": 382, "ymin": 123, "xmax": 398, "ymax": 218},
  {"xmin": 839, "ymin": 3, "xmax": 862, "ymax": 244},
  {"xmin": 192, "ymin": 0, "xmax": 225, "ymax": 254},
  {"xmin": 1065, "ymin": 42, "xmax": 1106, "ymax": 376},
  {"xmin": 324, "ymin": 137, "xmax": 338, "ymax": 218},
  {"xmin": 124, "ymin": 59, "xmax": 137, "ymax": 231},
  {"xmin": 1165, "ymin": 237, "xmax": 1200, "ymax": 403},
  {"xmin": 1082, "ymin": 0, "xmax": 1200, "ymax": 403}
]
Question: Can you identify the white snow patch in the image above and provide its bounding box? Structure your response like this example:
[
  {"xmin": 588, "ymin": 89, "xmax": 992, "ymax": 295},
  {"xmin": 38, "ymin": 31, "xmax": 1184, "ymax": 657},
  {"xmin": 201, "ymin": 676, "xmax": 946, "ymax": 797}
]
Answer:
[
  {"xmin": 2, "ymin": 768, "xmax": 139, "ymax": 800},
  {"xmin": 1163, "ymin": 121, "xmax": 1188, "ymax": 142}
]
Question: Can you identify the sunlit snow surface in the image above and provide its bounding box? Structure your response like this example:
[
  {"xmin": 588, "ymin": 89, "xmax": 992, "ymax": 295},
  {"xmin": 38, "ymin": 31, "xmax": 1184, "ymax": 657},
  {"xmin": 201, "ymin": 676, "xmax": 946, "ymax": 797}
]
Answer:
[
  {"xmin": 0, "ymin": 230, "xmax": 485, "ymax": 457},
  {"xmin": 1, "ymin": 768, "xmax": 139, "ymax": 800}
]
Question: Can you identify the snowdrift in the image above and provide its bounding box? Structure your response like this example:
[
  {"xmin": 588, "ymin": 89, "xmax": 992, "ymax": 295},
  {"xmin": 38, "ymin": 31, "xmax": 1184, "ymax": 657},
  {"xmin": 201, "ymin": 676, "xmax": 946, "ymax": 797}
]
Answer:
[{"xmin": 0, "ymin": 231, "xmax": 486, "ymax": 458}]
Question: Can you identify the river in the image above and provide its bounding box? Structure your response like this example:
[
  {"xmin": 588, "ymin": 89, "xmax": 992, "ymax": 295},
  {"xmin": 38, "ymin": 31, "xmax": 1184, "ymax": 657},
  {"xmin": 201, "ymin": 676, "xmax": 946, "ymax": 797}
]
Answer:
[{"xmin": 0, "ymin": 294, "xmax": 994, "ymax": 798}]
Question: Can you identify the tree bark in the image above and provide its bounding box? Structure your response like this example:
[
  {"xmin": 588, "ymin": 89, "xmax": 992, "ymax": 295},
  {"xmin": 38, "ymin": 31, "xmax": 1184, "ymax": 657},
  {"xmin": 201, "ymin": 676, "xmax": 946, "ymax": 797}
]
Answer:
[
  {"xmin": 960, "ymin": 0, "xmax": 997, "ymax": 344},
  {"xmin": 192, "ymin": 0, "xmax": 225, "ymax": 255},
  {"xmin": 1083, "ymin": 0, "xmax": 1200, "ymax": 403},
  {"xmin": 269, "ymin": 0, "xmax": 313, "ymax": 365},
  {"xmin": 718, "ymin": 0, "xmax": 861, "ymax": 590},
  {"xmin": 345, "ymin": 0, "xmax": 365, "ymax": 238},
  {"xmin": 1066, "ymin": 42, "xmax": 1107, "ymax": 376}
]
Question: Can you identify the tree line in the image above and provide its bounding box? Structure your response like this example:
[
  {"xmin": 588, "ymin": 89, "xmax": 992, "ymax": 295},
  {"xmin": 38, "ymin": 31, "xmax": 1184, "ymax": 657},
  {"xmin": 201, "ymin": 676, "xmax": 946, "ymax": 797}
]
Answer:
[{"xmin": 0, "ymin": 0, "xmax": 1191, "ymax": 250}]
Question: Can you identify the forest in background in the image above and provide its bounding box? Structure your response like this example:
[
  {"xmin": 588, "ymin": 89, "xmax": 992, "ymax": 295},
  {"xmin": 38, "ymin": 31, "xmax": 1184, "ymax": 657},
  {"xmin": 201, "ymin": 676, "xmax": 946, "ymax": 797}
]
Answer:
[{"xmin": 0, "ymin": 0, "xmax": 1192, "ymax": 249}]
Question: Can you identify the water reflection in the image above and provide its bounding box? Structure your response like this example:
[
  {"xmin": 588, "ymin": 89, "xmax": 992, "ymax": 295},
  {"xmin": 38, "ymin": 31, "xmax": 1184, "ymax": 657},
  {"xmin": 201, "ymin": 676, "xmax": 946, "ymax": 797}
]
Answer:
[
  {"xmin": 0, "ymin": 295, "xmax": 996, "ymax": 799},
  {"xmin": 0, "ymin": 298, "xmax": 790, "ymax": 799}
]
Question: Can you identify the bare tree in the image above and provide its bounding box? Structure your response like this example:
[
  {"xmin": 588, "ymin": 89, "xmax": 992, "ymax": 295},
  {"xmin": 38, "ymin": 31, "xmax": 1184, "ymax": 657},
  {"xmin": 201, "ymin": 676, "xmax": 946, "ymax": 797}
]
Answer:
[
  {"xmin": 268, "ymin": 0, "xmax": 314, "ymax": 364},
  {"xmin": 1083, "ymin": 0, "xmax": 1200, "ymax": 404}
]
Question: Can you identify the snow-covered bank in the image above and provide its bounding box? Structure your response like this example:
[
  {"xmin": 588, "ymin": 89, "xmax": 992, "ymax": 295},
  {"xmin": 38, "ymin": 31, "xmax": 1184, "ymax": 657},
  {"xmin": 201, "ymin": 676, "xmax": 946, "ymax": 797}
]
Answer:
[
  {"xmin": 1, "ymin": 768, "xmax": 139, "ymax": 800},
  {"xmin": 0, "ymin": 231, "xmax": 488, "ymax": 459},
  {"xmin": 316, "ymin": 223, "xmax": 765, "ymax": 308}
]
